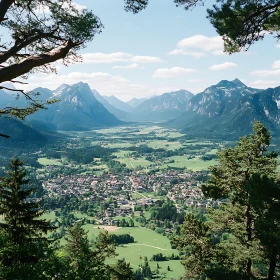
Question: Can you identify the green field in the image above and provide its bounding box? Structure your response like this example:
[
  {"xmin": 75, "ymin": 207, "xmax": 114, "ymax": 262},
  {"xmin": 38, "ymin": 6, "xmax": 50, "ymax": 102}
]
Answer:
[
  {"xmin": 113, "ymin": 151, "xmax": 135, "ymax": 158},
  {"xmin": 147, "ymin": 140, "xmax": 182, "ymax": 151},
  {"xmin": 206, "ymin": 148, "xmax": 219, "ymax": 155},
  {"xmin": 82, "ymin": 225, "xmax": 184, "ymax": 279},
  {"xmin": 104, "ymin": 142, "xmax": 134, "ymax": 148},
  {"xmin": 163, "ymin": 156, "xmax": 218, "ymax": 171},
  {"xmin": 116, "ymin": 157, "xmax": 153, "ymax": 169},
  {"xmin": 38, "ymin": 157, "xmax": 63, "ymax": 166}
]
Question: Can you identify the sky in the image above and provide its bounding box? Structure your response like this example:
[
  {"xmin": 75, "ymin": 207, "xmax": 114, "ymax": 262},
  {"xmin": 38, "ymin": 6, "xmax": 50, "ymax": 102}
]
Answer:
[{"xmin": 21, "ymin": 0, "xmax": 280, "ymax": 101}]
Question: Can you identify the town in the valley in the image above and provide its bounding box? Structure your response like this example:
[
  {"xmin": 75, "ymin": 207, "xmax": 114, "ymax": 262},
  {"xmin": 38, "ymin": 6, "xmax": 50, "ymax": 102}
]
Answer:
[{"xmin": 43, "ymin": 169, "xmax": 219, "ymax": 226}]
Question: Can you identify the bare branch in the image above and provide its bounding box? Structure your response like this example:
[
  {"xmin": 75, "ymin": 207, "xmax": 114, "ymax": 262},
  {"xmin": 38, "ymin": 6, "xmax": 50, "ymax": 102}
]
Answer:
[
  {"xmin": 0, "ymin": 40, "xmax": 81, "ymax": 83},
  {"xmin": 0, "ymin": 28, "xmax": 61, "ymax": 64},
  {"xmin": 0, "ymin": 133, "xmax": 10, "ymax": 138}
]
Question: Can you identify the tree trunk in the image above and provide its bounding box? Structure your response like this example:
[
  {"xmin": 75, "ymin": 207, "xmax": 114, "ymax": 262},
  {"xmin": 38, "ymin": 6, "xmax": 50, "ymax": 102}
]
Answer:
[
  {"xmin": 268, "ymin": 249, "xmax": 277, "ymax": 280},
  {"xmin": 245, "ymin": 204, "xmax": 252, "ymax": 279}
]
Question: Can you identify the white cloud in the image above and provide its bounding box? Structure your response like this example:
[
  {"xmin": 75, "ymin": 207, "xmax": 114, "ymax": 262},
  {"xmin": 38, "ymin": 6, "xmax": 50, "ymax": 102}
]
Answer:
[
  {"xmin": 82, "ymin": 52, "xmax": 163, "ymax": 64},
  {"xmin": 21, "ymin": 72, "xmax": 152, "ymax": 100},
  {"xmin": 167, "ymin": 49, "xmax": 206, "ymax": 58},
  {"xmin": 250, "ymin": 69, "xmax": 280, "ymax": 77},
  {"xmin": 272, "ymin": 60, "xmax": 280, "ymax": 69},
  {"xmin": 249, "ymin": 80, "xmax": 280, "ymax": 88},
  {"xmin": 112, "ymin": 63, "xmax": 139, "ymax": 69},
  {"xmin": 169, "ymin": 34, "xmax": 253, "ymax": 58},
  {"xmin": 82, "ymin": 53, "xmax": 132, "ymax": 64},
  {"xmin": 250, "ymin": 61, "xmax": 280, "ymax": 77},
  {"xmin": 131, "ymin": 56, "xmax": 163, "ymax": 63},
  {"xmin": 168, "ymin": 35, "xmax": 225, "ymax": 58},
  {"xmin": 210, "ymin": 62, "xmax": 237, "ymax": 71},
  {"xmin": 178, "ymin": 35, "xmax": 223, "ymax": 52},
  {"xmin": 277, "ymin": 44, "xmax": 280, "ymax": 48},
  {"xmin": 152, "ymin": 67, "xmax": 196, "ymax": 78}
]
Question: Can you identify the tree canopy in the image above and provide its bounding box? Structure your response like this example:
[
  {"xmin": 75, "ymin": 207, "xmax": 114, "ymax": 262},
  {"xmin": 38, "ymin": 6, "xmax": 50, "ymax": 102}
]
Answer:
[
  {"xmin": 174, "ymin": 122, "xmax": 280, "ymax": 280},
  {"xmin": 207, "ymin": 0, "xmax": 280, "ymax": 53}
]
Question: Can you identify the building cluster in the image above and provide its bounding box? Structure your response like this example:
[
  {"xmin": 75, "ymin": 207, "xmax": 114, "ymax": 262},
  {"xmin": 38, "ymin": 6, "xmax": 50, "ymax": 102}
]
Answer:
[{"xmin": 43, "ymin": 169, "xmax": 215, "ymax": 225}]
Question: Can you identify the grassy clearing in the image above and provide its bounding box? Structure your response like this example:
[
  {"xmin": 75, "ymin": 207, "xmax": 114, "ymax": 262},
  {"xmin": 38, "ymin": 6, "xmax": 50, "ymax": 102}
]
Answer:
[
  {"xmin": 41, "ymin": 211, "xmax": 56, "ymax": 221},
  {"xmin": 112, "ymin": 151, "xmax": 134, "ymax": 158},
  {"xmin": 42, "ymin": 211, "xmax": 94, "ymax": 222},
  {"xmin": 131, "ymin": 126, "xmax": 161, "ymax": 134},
  {"xmin": 90, "ymin": 141, "xmax": 103, "ymax": 146},
  {"xmin": 163, "ymin": 156, "xmax": 218, "ymax": 171},
  {"xmin": 38, "ymin": 157, "xmax": 63, "ymax": 166},
  {"xmin": 205, "ymin": 148, "xmax": 219, "ymax": 155},
  {"xmin": 95, "ymin": 126, "xmax": 137, "ymax": 135},
  {"xmin": 155, "ymin": 131, "xmax": 185, "ymax": 139},
  {"xmin": 104, "ymin": 142, "xmax": 133, "ymax": 149},
  {"xmin": 91, "ymin": 164, "xmax": 108, "ymax": 170},
  {"xmin": 147, "ymin": 140, "xmax": 182, "ymax": 151},
  {"xmin": 116, "ymin": 157, "xmax": 153, "ymax": 169},
  {"xmin": 82, "ymin": 225, "xmax": 184, "ymax": 278},
  {"xmin": 95, "ymin": 127, "xmax": 126, "ymax": 134},
  {"xmin": 183, "ymin": 141, "xmax": 215, "ymax": 146}
]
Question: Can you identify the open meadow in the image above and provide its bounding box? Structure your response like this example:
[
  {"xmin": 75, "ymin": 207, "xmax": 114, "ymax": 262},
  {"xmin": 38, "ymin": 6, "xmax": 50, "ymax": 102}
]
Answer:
[{"xmin": 82, "ymin": 225, "xmax": 185, "ymax": 279}]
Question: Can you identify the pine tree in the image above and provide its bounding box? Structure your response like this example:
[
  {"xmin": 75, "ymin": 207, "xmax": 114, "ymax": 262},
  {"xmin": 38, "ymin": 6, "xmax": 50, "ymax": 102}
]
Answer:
[
  {"xmin": 247, "ymin": 174, "xmax": 280, "ymax": 280},
  {"xmin": 167, "ymin": 265, "xmax": 171, "ymax": 271},
  {"xmin": 64, "ymin": 222, "xmax": 116, "ymax": 280},
  {"xmin": 110, "ymin": 259, "xmax": 134, "ymax": 280},
  {"xmin": 175, "ymin": 122, "xmax": 280, "ymax": 280},
  {"xmin": 203, "ymin": 121, "xmax": 278, "ymax": 279},
  {"xmin": 0, "ymin": 158, "xmax": 53, "ymax": 244},
  {"xmin": 0, "ymin": 158, "xmax": 54, "ymax": 279}
]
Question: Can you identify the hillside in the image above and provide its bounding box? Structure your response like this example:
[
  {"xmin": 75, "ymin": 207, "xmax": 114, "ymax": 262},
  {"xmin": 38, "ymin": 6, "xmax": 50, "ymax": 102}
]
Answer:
[
  {"xmin": 0, "ymin": 118, "xmax": 48, "ymax": 146},
  {"xmin": 167, "ymin": 79, "xmax": 280, "ymax": 139}
]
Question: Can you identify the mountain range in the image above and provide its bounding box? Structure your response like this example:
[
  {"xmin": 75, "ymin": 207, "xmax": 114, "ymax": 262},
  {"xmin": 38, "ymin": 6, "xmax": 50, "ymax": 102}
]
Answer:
[
  {"xmin": 27, "ymin": 82, "xmax": 122, "ymax": 131},
  {"xmin": 127, "ymin": 97, "xmax": 148, "ymax": 107},
  {"xmin": 167, "ymin": 79, "xmax": 280, "ymax": 139},
  {"xmin": 1, "ymin": 78, "xmax": 280, "ymax": 144},
  {"xmin": 97, "ymin": 89, "xmax": 195, "ymax": 122}
]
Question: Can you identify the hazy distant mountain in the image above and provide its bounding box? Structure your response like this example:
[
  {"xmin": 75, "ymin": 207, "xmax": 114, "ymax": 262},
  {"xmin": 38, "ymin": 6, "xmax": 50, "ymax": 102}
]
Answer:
[
  {"xmin": 27, "ymin": 82, "xmax": 123, "ymax": 131},
  {"xmin": 167, "ymin": 79, "xmax": 280, "ymax": 139},
  {"xmin": 131, "ymin": 89, "xmax": 194, "ymax": 121},
  {"xmin": 127, "ymin": 97, "xmax": 148, "ymax": 107},
  {"xmin": 103, "ymin": 95, "xmax": 133, "ymax": 112},
  {"xmin": 92, "ymin": 90, "xmax": 130, "ymax": 121},
  {"xmin": 137, "ymin": 90, "xmax": 194, "ymax": 111}
]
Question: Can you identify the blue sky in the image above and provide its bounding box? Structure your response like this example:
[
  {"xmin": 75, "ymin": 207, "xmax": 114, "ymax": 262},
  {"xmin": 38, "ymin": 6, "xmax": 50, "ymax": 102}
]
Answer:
[{"xmin": 24, "ymin": 0, "xmax": 280, "ymax": 101}]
